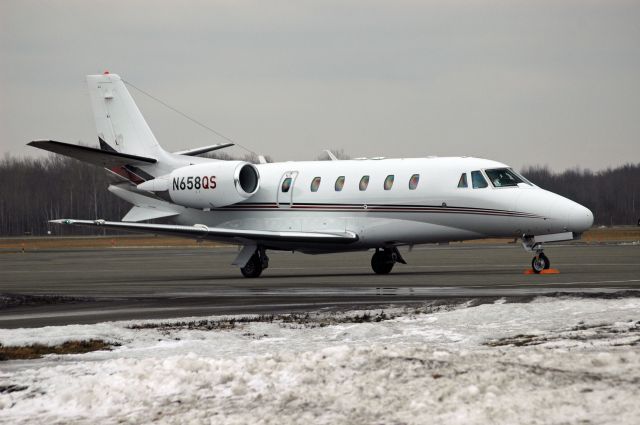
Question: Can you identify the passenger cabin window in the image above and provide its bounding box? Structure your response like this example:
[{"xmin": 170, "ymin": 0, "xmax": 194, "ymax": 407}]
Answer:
[
  {"xmin": 335, "ymin": 176, "xmax": 345, "ymax": 191},
  {"xmin": 471, "ymin": 171, "xmax": 488, "ymax": 189},
  {"xmin": 409, "ymin": 174, "xmax": 420, "ymax": 190},
  {"xmin": 485, "ymin": 168, "xmax": 528, "ymax": 187},
  {"xmin": 281, "ymin": 177, "xmax": 292, "ymax": 193},
  {"xmin": 384, "ymin": 175, "xmax": 395, "ymax": 190},
  {"xmin": 310, "ymin": 177, "xmax": 321, "ymax": 192},
  {"xmin": 359, "ymin": 175, "xmax": 369, "ymax": 191},
  {"xmin": 457, "ymin": 173, "xmax": 468, "ymax": 188}
]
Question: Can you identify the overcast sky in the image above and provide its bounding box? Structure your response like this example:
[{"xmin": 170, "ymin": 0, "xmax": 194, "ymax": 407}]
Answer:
[{"xmin": 1, "ymin": 0, "xmax": 639, "ymax": 171}]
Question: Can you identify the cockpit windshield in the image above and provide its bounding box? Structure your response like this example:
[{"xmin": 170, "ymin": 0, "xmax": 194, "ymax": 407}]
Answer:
[{"xmin": 485, "ymin": 168, "xmax": 531, "ymax": 187}]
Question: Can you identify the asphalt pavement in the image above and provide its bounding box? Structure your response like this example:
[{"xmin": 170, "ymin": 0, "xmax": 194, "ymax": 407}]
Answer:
[{"xmin": 1, "ymin": 243, "xmax": 638, "ymax": 327}]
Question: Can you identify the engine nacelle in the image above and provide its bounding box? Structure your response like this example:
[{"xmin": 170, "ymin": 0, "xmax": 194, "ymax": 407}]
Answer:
[{"xmin": 138, "ymin": 161, "xmax": 260, "ymax": 208}]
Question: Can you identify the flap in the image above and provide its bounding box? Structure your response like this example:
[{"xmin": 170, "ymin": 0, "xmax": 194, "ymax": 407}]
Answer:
[{"xmin": 50, "ymin": 219, "xmax": 359, "ymax": 245}]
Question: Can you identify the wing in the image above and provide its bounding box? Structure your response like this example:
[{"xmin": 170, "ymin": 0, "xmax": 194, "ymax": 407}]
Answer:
[
  {"xmin": 50, "ymin": 219, "xmax": 359, "ymax": 245},
  {"xmin": 28, "ymin": 140, "xmax": 156, "ymax": 167}
]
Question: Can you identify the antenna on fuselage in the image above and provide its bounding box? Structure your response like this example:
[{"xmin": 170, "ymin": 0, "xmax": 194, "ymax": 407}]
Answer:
[{"xmin": 324, "ymin": 150, "xmax": 339, "ymax": 161}]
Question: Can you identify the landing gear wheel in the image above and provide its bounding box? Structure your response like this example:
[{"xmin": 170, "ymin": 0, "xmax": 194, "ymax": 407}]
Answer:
[
  {"xmin": 371, "ymin": 251, "xmax": 394, "ymax": 275},
  {"xmin": 531, "ymin": 253, "xmax": 550, "ymax": 274},
  {"xmin": 241, "ymin": 254, "xmax": 263, "ymax": 278}
]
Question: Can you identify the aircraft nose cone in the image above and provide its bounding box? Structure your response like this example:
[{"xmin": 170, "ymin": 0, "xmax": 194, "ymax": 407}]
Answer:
[{"xmin": 568, "ymin": 205, "xmax": 593, "ymax": 233}]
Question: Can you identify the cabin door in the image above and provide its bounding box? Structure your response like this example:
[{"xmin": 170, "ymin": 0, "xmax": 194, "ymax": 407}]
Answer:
[{"xmin": 277, "ymin": 171, "xmax": 298, "ymax": 208}]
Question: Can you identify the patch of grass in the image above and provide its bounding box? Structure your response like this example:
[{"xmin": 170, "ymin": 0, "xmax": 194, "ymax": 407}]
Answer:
[
  {"xmin": 485, "ymin": 334, "xmax": 542, "ymax": 347},
  {"xmin": 485, "ymin": 321, "xmax": 640, "ymax": 348},
  {"xmin": 0, "ymin": 294, "xmax": 94, "ymax": 309},
  {"xmin": 127, "ymin": 310, "xmax": 397, "ymax": 332},
  {"xmin": 0, "ymin": 235, "xmax": 226, "ymax": 251},
  {"xmin": 0, "ymin": 339, "xmax": 116, "ymax": 361},
  {"xmin": 0, "ymin": 384, "xmax": 28, "ymax": 393}
]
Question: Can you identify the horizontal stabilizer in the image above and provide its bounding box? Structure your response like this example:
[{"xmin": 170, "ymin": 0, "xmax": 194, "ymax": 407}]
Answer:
[
  {"xmin": 173, "ymin": 143, "xmax": 234, "ymax": 156},
  {"xmin": 28, "ymin": 140, "xmax": 157, "ymax": 167},
  {"xmin": 50, "ymin": 219, "xmax": 359, "ymax": 245}
]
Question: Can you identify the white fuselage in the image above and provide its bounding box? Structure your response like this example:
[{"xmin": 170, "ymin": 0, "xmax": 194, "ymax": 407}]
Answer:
[
  {"xmin": 166, "ymin": 156, "xmax": 593, "ymax": 252},
  {"xmin": 33, "ymin": 73, "xmax": 596, "ymax": 276}
]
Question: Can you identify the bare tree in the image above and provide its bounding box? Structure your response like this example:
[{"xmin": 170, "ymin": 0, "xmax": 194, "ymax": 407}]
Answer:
[
  {"xmin": 1, "ymin": 155, "xmax": 637, "ymax": 236},
  {"xmin": 0, "ymin": 154, "xmax": 129, "ymax": 236},
  {"xmin": 521, "ymin": 164, "xmax": 640, "ymax": 226}
]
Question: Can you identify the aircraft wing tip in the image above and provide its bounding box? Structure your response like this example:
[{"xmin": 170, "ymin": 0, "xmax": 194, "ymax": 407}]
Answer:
[{"xmin": 50, "ymin": 219, "xmax": 74, "ymax": 224}]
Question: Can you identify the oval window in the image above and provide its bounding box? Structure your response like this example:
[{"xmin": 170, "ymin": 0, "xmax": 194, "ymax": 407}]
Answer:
[
  {"xmin": 335, "ymin": 176, "xmax": 345, "ymax": 191},
  {"xmin": 384, "ymin": 175, "xmax": 394, "ymax": 190},
  {"xmin": 310, "ymin": 177, "xmax": 321, "ymax": 192},
  {"xmin": 409, "ymin": 174, "xmax": 420, "ymax": 190},
  {"xmin": 281, "ymin": 177, "xmax": 292, "ymax": 193},
  {"xmin": 359, "ymin": 175, "xmax": 370, "ymax": 191}
]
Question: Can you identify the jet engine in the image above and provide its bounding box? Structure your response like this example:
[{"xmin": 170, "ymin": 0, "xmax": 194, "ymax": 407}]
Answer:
[{"xmin": 138, "ymin": 161, "xmax": 260, "ymax": 208}]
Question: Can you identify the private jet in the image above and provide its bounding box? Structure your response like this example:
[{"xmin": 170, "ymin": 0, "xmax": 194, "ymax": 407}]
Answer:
[{"xmin": 29, "ymin": 72, "xmax": 594, "ymax": 277}]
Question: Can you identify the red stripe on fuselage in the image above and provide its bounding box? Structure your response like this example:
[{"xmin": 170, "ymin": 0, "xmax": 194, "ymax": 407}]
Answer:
[{"xmin": 213, "ymin": 203, "xmax": 543, "ymax": 219}]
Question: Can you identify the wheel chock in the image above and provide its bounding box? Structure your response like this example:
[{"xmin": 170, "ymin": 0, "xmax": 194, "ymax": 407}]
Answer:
[{"xmin": 523, "ymin": 268, "xmax": 560, "ymax": 275}]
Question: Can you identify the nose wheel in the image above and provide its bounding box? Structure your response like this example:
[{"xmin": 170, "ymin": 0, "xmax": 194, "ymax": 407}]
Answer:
[
  {"xmin": 531, "ymin": 252, "xmax": 551, "ymax": 274},
  {"xmin": 522, "ymin": 235, "xmax": 556, "ymax": 274}
]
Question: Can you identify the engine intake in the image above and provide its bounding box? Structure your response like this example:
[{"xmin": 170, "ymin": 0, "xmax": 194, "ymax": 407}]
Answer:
[
  {"xmin": 237, "ymin": 162, "xmax": 259, "ymax": 195},
  {"xmin": 138, "ymin": 161, "xmax": 260, "ymax": 208}
]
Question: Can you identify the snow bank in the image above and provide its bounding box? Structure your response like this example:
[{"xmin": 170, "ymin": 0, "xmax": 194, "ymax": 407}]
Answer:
[{"xmin": 1, "ymin": 296, "xmax": 639, "ymax": 424}]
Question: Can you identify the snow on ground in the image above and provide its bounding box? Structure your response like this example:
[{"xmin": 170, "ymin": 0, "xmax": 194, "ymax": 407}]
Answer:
[{"xmin": 1, "ymin": 295, "xmax": 639, "ymax": 424}]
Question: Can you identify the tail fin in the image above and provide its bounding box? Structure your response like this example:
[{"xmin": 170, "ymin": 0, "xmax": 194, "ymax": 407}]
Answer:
[{"xmin": 87, "ymin": 72, "xmax": 165, "ymax": 158}]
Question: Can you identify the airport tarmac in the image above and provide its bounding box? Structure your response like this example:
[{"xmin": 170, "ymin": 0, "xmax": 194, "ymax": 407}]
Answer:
[{"xmin": 1, "ymin": 243, "xmax": 639, "ymax": 328}]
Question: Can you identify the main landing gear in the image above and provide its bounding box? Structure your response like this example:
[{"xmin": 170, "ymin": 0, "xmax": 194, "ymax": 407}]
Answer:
[
  {"xmin": 371, "ymin": 247, "xmax": 406, "ymax": 275},
  {"xmin": 522, "ymin": 235, "xmax": 551, "ymax": 274},
  {"xmin": 240, "ymin": 247, "xmax": 269, "ymax": 278}
]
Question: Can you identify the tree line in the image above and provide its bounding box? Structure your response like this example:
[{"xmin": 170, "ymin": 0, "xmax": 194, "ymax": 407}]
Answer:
[
  {"xmin": 0, "ymin": 155, "xmax": 129, "ymax": 236},
  {"xmin": 0, "ymin": 154, "xmax": 638, "ymax": 236},
  {"xmin": 520, "ymin": 164, "xmax": 640, "ymax": 227}
]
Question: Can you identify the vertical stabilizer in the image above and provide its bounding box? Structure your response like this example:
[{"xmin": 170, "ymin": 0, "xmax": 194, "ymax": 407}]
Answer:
[{"xmin": 87, "ymin": 72, "xmax": 164, "ymax": 158}]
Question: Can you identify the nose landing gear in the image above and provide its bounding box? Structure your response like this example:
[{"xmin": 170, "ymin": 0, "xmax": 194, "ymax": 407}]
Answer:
[
  {"xmin": 521, "ymin": 232, "xmax": 574, "ymax": 274},
  {"xmin": 531, "ymin": 252, "xmax": 551, "ymax": 273},
  {"xmin": 522, "ymin": 235, "xmax": 554, "ymax": 274},
  {"xmin": 371, "ymin": 247, "xmax": 406, "ymax": 275}
]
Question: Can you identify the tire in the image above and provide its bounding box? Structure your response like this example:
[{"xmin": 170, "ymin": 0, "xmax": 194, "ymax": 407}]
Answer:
[
  {"xmin": 531, "ymin": 253, "xmax": 550, "ymax": 274},
  {"xmin": 540, "ymin": 252, "xmax": 550, "ymax": 269},
  {"xmin": 371, "ymin": 251, "xmax": 394, "ymax": 275},
  {"xmin": 241, "ymin": 254, "xmax": 263, "ymax": 278}
]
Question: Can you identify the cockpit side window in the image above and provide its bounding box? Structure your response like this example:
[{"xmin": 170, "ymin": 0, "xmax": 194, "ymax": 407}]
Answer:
[
  {"xmin": 485, "ymin": 168, "xmax": 527, "ymax": 187},
  {"xmin": 457, "ymin": 173, "xmax": 468, "ymax": 188},
  {"xmin": 471, "ymin": 171, "xmax": 488, "ymax": 189},
  {"xmin": 512, "ymin": 170, "xmax": 534, "ymax": 186}
]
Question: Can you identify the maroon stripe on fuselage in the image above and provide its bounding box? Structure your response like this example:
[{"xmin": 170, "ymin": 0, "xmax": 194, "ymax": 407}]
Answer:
[{"xmin": 213, "ymin": 203, "xmax": 543, "ymax": 218}]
